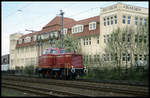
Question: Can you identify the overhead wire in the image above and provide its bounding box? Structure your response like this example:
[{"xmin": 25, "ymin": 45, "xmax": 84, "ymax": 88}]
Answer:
[
  {"xmin": 5, "ymin": 3, "xmax": 32, "ymax": 19},
  {"xmin": 25, "ymin": 3, "xmax": 77, "ymax": 31},
  {"xmin": 9, "ymin": 2, "xmax": 115, "ymax": 33},
  {"xmin": 31, "ymin": 2, "xmax": 115, "ymax": 30},
  {"xmin": 29, "ymin": 6, "xmax": 101, "ymax": 32}
]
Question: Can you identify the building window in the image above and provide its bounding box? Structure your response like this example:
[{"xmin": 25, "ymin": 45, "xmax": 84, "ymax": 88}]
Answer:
[
  {"xmin": 128, "ymin": 34, "xmax": 131, "ymax": 43},
  {"xmin": 75, "ymin": 27, "xmax": 77, "ymax": 33},
  {"xmin": 104, "ymin": 35, "xmax": 106, "ymax": 43},
  {"xmin": 111, "ymin": 17, "xmax": 113, "ymax": 25},
  {"xmin": 134, "ymin": 54, "xmax": 138, "ymax": 61},
  {"xmin": 122, "ymin": 33, "xmax": 125, "ymax": 42},
  {"xmin": 110, "ymin": 34, "xmax": 113, "ymax": 42},
  {"xmin": 83, "ymin": 38, "xmax": 86, "ymax": 45},
  {"xmin": 135, "ymin": 35, "xmax": 138, "ymax": 43},
  {"xmin": 139, "ymin": 55, "xmax": 142, "ymax": 60},
  {"xmin": 122, "ymin": 53, "xmax": 126, "ymax": 61},
  {"xmin": 144, "ymin": 18, "xmax": 147, "ymax": 26},
  {"xmin": 140, "ymin": 18, "xmax": 143, "ymax": 25},
  {"xmin": 43, "ymin": 33, "xmax": 49, "ymax": 39},
  {"xmin": 97, "ymin": 36, "xmax": 99, "ymax": 44},
  {"xmin": 24, "ymin": 36, "xmax": 31, "ymax": 43},
  {"xmin": 63, "ymin": 28, "xmax": 68, "ymax": 34},
  {"xmin": 135, "ymin": 17, "xmax": 138, "ymax": 25},
  {"xmin": 115, "ymin": 53, "xmax": 117, "ymax": 61},
  {"xmin": 103, "ymin": 54, "xmax": 106, "ymax": 61},
  {"xmin": 106, "ymin": 54, "xmax": 110, "ymax": 61},
  {"xmin": 122, "ymin": 15, "xmax": 126, "ymax": 24},
  {"xmin": 86, "ymin": 38, "xmax": 88, "ymax": 45},
  {"xmin": 53, "ymin": 32, "xmax": 58, "ymax": 38},
  {"xmin": 128, "ymin": 16, "xmax": 131, "ymax": 24},
  {"xmin": 89, "ymin": 37, "xmax": 91, "ymax": 45},
  {"xmin": 144, "ymin": 36, "xmax": 147, "ymax": 43},
  {"xmin": 107, "ymin": 35, "xmax": 110, "ymax": 42},
  {"xmin": 72, "ymin": 25, "xmax": 83, "ymax": 34},
  {"xmin": 41, "ymin": 34, "xmax": 44, "ymax": 40},
  {"xmin": 89, "ymin": 55, "xmax": 92, "ymax": 62},
  {"xmin": 114, "ymin": 33, "xmax": 118, "ymax": 41},
  {"xmin": 33, "ymin": 35, "xmax": 37, "ymax": 41},
  {"xmin": 89, "ymin": 22, "xmax": 96, "ymax": 30},
  {"xmin": 144, "ymin": 55, "xmax": 147, "ymax": 61},
  {"xmin": 18, "ymin": 39, "xmax": 22, "ymax": 44},
  {"xmin": 107, "ymin": 17, "xmax": 110, "ymax": 25},
  {"xmin": 104, "ymin": 18, "xmax": 106, "ymax": 26},
  {"xmin": 127, "ymin": 54, "xmax": 130, "ymax": 61},
  {"xmin": 139, "ymin": 35, "xmax": 142, "ymax": 43},
  {"xmin": 114, "ymin": 15, "xmax": 117, "ymax": 24}
]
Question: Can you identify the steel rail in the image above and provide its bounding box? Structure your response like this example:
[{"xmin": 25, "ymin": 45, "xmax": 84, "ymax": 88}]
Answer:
[
  {"xmin": 2, "ymin": 75, "xmax": 148, "ymax": 96},
  {"xmin": 2, "ymin": 80, "xmax": 87, "ymax": 97}
]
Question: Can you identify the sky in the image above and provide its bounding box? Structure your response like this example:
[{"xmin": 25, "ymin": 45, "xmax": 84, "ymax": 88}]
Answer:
[{"xmin": 1, "ymin": 1, "xmax": 148, "ymax": 56}]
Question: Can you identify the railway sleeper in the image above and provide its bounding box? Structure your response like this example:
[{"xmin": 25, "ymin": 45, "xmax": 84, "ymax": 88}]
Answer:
[{"xmin": 2, "ymin": 81, "xmax": 87, "ymax": 97}]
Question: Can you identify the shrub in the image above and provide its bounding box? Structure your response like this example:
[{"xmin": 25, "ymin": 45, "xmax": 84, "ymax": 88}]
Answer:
[{"xmin": 23, "ymin": 65, "xmax": 35, "ymax": 75}]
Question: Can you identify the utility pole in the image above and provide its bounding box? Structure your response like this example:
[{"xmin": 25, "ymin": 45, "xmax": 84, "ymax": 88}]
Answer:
[{"xmin": 60, "ymin": 10, "xmax": 64, "ymax": 49}]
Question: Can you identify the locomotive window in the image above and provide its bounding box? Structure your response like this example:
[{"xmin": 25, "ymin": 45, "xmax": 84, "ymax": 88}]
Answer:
[
  {"xmin": 60, "ymin": 50, "xmax": 65, "ymax": 54},
  {"xmin": 50, "ymin": 49, "xmax": 57, "ymax": 54},
  {"xmin": 43, "ymin": 49, "xmax": 49, "ymax": 54}
]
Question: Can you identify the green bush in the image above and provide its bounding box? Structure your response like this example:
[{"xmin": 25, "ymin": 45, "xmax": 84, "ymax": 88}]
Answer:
[
  {"xmin": 23, "ymin": 65, "xmax": 35, "ymax": 75},
  {"xmin": 79, "ymin": 66, "xmax": 148, "ymax": 83}
]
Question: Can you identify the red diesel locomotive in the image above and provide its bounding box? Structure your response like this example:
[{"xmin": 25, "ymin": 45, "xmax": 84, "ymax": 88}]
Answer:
[{"xmin": 37, "ymin": 48, "xmax": 87, "ymax": 79}]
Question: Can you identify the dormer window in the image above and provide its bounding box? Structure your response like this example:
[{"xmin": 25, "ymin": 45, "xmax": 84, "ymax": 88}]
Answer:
[
  {"xmin": 89, "ymin": 22, "xmax": 96, "ymax": 30},
  {"xmin": 41, "ymin": 33, "xmax": 49, "ymax": 39},
  {"xmin": 18, "ymin": 39, "xmax": 22, "ymax": 44},
  {"xmin": 24, "ymin": 36, "xmax": 31, "ymax": 43},
  {"xmin": 33, "ymin": 35, "xmax": 37, "ymax": 41},
  {"xmin": 41, "ymin": 34, "xmax": 44, "ymax": 39},
  {"xmin": 72, "ymin": 25, "xmax": 83, "ymax": 34},
  {"xmin": 53, "ymin": 31, "xmax": 58, "ymax": 38}
]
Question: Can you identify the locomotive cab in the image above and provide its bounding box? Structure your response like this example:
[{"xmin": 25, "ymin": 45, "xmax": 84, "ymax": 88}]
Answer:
[{"xmin": 38, "ymin": 48, "xmax": 87, "ymax": 79}]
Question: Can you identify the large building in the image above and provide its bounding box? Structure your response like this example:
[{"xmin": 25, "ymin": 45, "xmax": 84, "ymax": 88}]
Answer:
[
  {"xmin": 99, "ymin": 3, "xmax": 148, "ymax": 67},
  {"xmin": 100, "ymin": 3, "xmax": 148, "ymax": 54},
  {"xmin": 10, "ymin": 33, "xmax": 23, "ymax": 70},
  {"xmin": 9, "ymin": 3, "xmax": 148, "ymax": 70}
]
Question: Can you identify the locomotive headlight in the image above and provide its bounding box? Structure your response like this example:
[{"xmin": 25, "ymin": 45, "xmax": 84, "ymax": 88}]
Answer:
[{"xmin": 84, "ymin": 66, "xmax": 88, "ymax": 73}]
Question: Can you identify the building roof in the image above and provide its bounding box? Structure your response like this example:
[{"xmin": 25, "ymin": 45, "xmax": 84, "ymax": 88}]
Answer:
[
  {"xmin": 16, "ymin": 15, "xmax": 100, "ymax": 48},
  {"xmin": 64, "ymin": 15, "xmax": 99, "ymax": 28},
  {"xmin": 77, "ymin": 15, "xmax": 99, "ymax": 25},
  {"xmin": 43, "ymin": 16, "xmax": 76, "ymax": 30}
]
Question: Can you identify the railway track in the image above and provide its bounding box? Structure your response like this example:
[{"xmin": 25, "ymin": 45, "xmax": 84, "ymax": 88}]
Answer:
[
  {"xmin": 2, "ymin": 75, "xmax": 149, "ymax": 96},
  {"xmin": 2, "ymin": 80, "xmax": 87, "ymax": 97},
  {"xmin": 4, "ymin": 74, "xmax": 148, "ymax": 87}
]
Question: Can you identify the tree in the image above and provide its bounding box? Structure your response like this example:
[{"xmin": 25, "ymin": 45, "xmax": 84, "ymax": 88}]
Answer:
[
  {"xmin": 105, "ymin": 27, "xmax": 123, "ymax": 70},
  {"xmin": 55, "ymin": 34, "xmax": 81, "ymax": 53},
  {"xmin": 105, "ymin": 19, "xmax": 149, "ymax": 73}
]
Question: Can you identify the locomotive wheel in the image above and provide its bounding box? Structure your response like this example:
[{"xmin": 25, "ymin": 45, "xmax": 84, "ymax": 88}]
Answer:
[
  {"xmin": 60, "ymin": 69, "xmax": 67, "ymax": 80},
  {"xmin": 54, "ymin": 71, "xmax": 59, "ymax": 79},
  {"xmin": 46, "ymin": 71, "xmax": 50, "ymax": 78},
  {"xmin": 59, "ymin": 70, "xmax": 64, "ymax": 79}
]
